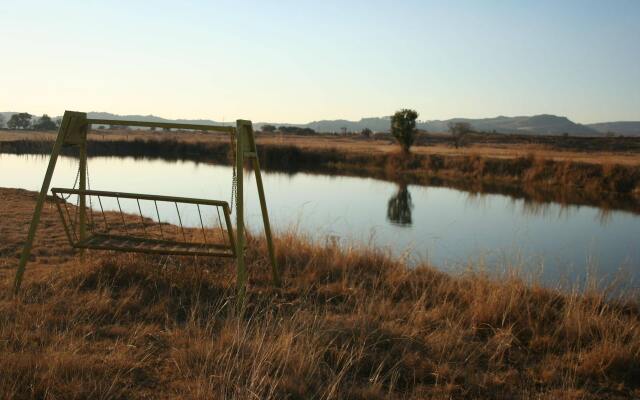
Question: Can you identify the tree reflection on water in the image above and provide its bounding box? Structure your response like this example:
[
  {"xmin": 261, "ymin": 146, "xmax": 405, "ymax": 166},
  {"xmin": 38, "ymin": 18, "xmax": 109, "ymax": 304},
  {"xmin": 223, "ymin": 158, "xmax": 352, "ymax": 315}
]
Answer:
[{"xmin": 387, "ymin": 183, "xmax": 413, "ymax": 226}]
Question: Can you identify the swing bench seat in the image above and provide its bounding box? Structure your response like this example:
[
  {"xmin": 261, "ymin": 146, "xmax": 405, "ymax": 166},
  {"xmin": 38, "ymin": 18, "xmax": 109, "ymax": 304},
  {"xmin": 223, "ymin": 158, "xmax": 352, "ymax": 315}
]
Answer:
[
  {"xmin": 76, "ymin": 234, "xmax": 235, "ymax": 257},
  {"xmin": 50, "ymin": 187, "xmax": 237, "ymax": 258}
]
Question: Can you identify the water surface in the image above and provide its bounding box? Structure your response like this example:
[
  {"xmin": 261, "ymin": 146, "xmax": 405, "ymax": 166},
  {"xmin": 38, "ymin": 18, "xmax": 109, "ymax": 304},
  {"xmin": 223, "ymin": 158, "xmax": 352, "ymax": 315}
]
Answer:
[{"xmin": 1, "ymin": 153, "xmax": 638, "ymax": 289}]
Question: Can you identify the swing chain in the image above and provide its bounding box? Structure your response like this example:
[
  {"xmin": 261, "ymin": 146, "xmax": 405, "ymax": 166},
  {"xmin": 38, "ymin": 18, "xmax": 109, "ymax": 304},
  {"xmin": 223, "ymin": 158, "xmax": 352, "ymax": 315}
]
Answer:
[
  {"xmin": 61, "ymin": 161, "xmax": 81, "ymax": 200},
  {"xmin": 229, "ymin": 129, "xmax": 237, "ymax": 214},
  {"xmin": 86, "ymin": 158, "xmax": 94, "ymax": 227}
]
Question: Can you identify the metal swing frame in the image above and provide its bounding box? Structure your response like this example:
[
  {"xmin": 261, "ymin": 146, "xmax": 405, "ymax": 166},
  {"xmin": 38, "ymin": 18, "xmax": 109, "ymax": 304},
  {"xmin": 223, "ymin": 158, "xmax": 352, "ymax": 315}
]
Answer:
[{"xmin": 13, "ymin": 111, "xmax": 280, "ymax": 296}]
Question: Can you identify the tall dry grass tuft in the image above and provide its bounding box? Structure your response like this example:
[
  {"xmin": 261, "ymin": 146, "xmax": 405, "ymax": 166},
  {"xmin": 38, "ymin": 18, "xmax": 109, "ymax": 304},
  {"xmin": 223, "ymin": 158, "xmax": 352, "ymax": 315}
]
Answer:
[{"xmin": 2, "ymin": 230, "xmax": 640, "ymax": 399}]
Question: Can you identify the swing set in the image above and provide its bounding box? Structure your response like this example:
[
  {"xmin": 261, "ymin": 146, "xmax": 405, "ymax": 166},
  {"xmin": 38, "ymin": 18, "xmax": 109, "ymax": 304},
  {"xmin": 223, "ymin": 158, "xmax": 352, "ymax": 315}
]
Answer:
[{"xmin": 13, "ymin": 111, "xmax": 280, "ymax": 296}]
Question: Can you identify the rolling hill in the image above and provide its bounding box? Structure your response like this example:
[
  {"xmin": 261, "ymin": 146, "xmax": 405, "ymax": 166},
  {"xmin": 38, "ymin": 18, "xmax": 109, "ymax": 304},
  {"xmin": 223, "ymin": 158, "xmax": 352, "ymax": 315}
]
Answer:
[
  {"xmin": 586, "ymin": 121, "xmax": 640, "ymax": 136},
  {"xmin": 266, "ymin": 114, "xmax": 603, "ymax": 136}
]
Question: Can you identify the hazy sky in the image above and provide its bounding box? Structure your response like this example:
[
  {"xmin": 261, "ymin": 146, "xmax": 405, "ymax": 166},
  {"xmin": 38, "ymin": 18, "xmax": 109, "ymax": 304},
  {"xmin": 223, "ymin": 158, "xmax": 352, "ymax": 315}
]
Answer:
[{"xmin": 1, "ymin": 0, "xmax": 638, "ymax": 123}]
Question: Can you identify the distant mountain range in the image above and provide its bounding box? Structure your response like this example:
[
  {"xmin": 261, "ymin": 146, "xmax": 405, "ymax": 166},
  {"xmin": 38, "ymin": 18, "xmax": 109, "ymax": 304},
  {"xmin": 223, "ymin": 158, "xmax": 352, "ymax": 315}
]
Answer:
[
  {"xmin": 422, "ymin": 115, "xmax": 600, "ymax": 136},
  {"xmin": 584, "ymin": 121, "xmax": 640, "ymax": 136},
  {"xmin": 2, "ymin": 111, "xmax": 639, "ymax": 136},
  {"xmin": 294, "ymin": 114, "xmax": 640, "ymax": 136}
]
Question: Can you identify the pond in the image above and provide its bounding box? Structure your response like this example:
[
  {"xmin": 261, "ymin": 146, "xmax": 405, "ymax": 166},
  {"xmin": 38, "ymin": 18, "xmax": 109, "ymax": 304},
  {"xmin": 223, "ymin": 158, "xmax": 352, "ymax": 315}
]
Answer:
[{"xmin": 1, "ymin": 153, "xmax": 638, "ymax": 290}]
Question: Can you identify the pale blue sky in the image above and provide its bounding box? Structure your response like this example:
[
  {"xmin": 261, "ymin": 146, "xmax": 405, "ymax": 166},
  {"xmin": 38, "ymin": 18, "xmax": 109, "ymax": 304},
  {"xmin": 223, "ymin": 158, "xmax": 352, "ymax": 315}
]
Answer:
[{"xmin": 1, "ymin": 0, "xmax": 638, "ymax": 123}]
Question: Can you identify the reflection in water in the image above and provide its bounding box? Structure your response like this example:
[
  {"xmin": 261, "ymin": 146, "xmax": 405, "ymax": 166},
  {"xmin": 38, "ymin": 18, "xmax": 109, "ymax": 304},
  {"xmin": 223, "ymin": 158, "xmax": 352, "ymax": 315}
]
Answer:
[
  {"xmin": 1, "ymin": 153, "xmax": 639, "ymax": 289},
  {"xmin": 387, "ymin": 184, "xmax": 414, "ymax": 226},
  {"xmin": 462, "ymin": 190, "xmax": 616, "ymax": 226},
  {"xmin": 597, "ymin": 208, "xmax": 613, "ymax": 226}
]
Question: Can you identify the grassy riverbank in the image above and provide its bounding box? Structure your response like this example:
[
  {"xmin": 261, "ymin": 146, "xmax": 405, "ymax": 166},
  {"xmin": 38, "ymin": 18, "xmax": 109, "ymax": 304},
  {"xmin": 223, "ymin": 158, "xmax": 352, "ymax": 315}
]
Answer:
[
  {"xmin": 1, "ymin": 131, "xmax": 640, "ymax": 214},
  {"xmin": 1, "ymin": 188, "xmax": 640, "ymax": 399}
]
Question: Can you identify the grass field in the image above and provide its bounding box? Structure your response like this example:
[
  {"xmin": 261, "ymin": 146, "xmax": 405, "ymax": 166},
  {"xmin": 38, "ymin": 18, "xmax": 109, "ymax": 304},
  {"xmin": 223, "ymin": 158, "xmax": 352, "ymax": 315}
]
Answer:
[{"xmin": 1, "ymin": 188, "xmax": 640, "ymax": 399}]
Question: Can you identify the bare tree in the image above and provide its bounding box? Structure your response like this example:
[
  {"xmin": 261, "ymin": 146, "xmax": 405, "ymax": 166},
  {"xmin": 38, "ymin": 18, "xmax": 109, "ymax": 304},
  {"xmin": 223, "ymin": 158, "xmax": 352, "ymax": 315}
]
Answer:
[{"xmin": 449, "ymin": 122, "xmax": 472, "ymax": 148}]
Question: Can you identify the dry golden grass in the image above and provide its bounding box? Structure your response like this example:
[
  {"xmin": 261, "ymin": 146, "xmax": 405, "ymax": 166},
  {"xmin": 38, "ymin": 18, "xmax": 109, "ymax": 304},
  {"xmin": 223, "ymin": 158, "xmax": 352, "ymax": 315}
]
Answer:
[
  {"xmin": 1, "ymin": 188, "xmax": 640, "ymax": 399},
  {"xmin": 2, "ymin": 129, "xmax": 639, "ymax": 166}
]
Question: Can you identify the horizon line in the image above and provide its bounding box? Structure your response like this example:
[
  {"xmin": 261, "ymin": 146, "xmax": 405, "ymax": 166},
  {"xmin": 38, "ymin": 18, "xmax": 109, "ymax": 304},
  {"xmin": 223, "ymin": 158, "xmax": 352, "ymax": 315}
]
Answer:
[{"xmin": 2, "ymin": 110, "xmax": 639, "ymax": 125}]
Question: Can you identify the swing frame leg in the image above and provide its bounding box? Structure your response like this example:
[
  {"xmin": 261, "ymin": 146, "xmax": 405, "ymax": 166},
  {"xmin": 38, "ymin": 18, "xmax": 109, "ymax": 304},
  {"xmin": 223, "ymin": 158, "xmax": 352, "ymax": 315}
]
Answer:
[
  {"xmin": 13, "ymin": 111, "xmax": 87, "ymax": 294},
  {"xmin": 78, "ymin": 134, "xmax": 88, "ymax": 259},
  {"xmin": 234, "ymin": 120, "xmax": 281, "ymax": 305},
  {"xmin": 244, "ymin": 122, "xmax": 280, "ymax": 287},
  {"xmin": 235, "ymin": 120, "xmax": 247, "ymax": 304}
]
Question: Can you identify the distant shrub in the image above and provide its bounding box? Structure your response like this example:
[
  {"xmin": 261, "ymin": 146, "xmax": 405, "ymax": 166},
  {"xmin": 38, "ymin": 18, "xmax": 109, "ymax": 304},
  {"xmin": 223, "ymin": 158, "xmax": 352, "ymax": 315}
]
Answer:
[
  {"xmin": 277, "ymin": 126, "xmax": 316, "ymax": 135},
  {"xmin": 33, "ymin": 114, "xmax": 58, "ymax": 131},
  {"xmin": 448, "ymin": 122, "xmax": 472, "ymax": 148},
  {"xmin": 261, "ymin": 124, "xmax": 276, "ymax": 133}
]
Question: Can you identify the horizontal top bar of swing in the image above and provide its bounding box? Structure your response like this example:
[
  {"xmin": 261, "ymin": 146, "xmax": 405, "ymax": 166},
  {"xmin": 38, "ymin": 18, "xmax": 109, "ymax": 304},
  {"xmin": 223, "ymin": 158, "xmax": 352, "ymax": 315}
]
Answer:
[
  {"xmin": 50, "ymin": 187, "xmax": 230, "ymax": 208},
  {"xmin": 86, "ymin": 118, "xmax": 236, "ymax": 133}
]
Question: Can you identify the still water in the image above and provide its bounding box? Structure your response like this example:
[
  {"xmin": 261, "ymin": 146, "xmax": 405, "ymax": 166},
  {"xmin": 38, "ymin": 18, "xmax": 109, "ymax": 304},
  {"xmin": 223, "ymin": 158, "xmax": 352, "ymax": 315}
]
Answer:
[{"xmin": 1, "ymin": 153, "xmax": 638, "ymax": 288}]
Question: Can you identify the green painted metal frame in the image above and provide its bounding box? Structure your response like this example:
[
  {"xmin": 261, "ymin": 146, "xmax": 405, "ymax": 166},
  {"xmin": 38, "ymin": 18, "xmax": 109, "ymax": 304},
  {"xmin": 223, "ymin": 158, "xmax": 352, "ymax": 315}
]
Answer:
[
  {"xmin": 86, "ymin": 118, "xmax": 235, "ymax": 133},
  {"xmin": 49, "ymin": 188, "xmax": 237, "ymax": 257},
  {"xmin": 51, "ymin": 188, "xmax": 233, "ymax": 207},
  {"xmin": 13, "ymin": 111, "xmax": 280, "ymax": 298}
]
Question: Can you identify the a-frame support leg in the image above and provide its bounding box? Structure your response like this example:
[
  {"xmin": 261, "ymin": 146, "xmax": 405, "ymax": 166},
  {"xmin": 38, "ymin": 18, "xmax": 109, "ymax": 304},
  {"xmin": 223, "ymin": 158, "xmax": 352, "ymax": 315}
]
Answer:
[
  {"xmin": 78, "ymin": 134, "xmax": 88, "ymax": 251},
  {"xmin": 252, "ymin": 157, "xmax": 280, "ymax": 286},
  {"xmin": 13, "ymin": 111, "xmax": 87, "ymax": 294},
  {"xmin": 234, "ymin": 120, "xmax": 282, "ymax": 302},
  {"xmin": 244, "ymin": 123, "xmax": 280, "ymax": 287},
  {"xmin": 235, "ymin": 121, "xmax": 247, "ymax": 302}
]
